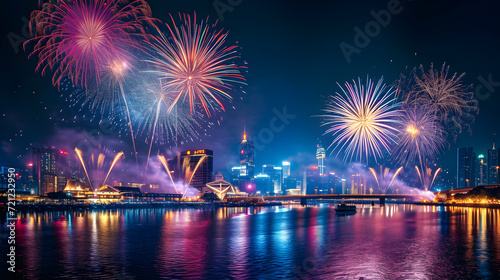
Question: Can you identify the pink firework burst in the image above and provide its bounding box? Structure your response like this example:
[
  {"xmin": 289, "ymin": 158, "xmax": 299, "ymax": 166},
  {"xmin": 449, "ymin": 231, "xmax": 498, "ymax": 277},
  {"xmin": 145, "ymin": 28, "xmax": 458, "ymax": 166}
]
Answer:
[
  {"xmin": 25, "ymin": 0, "xmax": 153, "ymax": 88},
  {"xmin": 145, "ymin": 13, "xmax": 246, "ymax": 117}
]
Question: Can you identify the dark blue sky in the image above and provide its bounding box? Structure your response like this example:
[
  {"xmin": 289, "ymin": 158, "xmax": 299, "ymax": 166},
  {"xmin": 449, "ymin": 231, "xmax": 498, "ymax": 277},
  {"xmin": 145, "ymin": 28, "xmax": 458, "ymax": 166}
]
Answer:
[{"xmin": 2, "ymin": 0, "xmax": 500, "ymax": 180}]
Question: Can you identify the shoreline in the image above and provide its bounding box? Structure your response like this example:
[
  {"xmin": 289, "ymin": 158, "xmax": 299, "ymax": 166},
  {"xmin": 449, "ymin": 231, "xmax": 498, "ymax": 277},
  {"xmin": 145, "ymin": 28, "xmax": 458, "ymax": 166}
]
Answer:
[
  {"xmin": 6, "ymin": 201, "xmax": 500, "ymax": 212},
  {"xmin": 412, "ymin": 202, "xmax": 500, "ymax": 209}
]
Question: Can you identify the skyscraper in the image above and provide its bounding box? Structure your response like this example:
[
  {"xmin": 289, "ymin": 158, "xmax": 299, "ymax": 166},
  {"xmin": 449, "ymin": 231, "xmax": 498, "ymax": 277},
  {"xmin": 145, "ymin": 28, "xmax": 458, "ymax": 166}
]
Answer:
[
  {"xmin": 282, "ymin": 161, "xmax": 291, "ymax": 183},
  {"xmin": 32, "ymin": 146, "xmax": 57, "ymax": 195},
  {"xmin": 457, "ymin": 147, "xmax": 476, "ymax": 188},
  {"xmin": 261, "ymin": 164, "xmax": 282, "ymax": 193},
  {"xmin": 487, "ymin": 135, "xmax": 499, "ymax": 184},
  {"xmin": 239, "ymin": 128, "xmax": 255, "ymax": 180},
  {"xmin": 176, "ymin": 149, "xmax": 214, "ymax": 190},
  {"xmin": 273, "ymin": 166, "xmax": 282, "ymax": 193},
  {"xmin": 254, "ymin": 174, "xmax": 273, "ymax": 195},
  {"xmin": 316, "ymin": 142, "xmax": 326, "ymax": 176},
  {"xmin": 476, "ymin": 154, "xmax": 487, "ymax": 186}
]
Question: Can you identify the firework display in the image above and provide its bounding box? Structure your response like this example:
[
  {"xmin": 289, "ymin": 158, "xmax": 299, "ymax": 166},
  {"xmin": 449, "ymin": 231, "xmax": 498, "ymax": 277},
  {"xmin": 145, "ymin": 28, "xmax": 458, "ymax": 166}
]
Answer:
[
  {"xmin": 74, "ymin": 147, "xmax": 124, "ymax": 191},
  {"xmin": 415, "ymin": 165, "xmax": 442, "ymax": 191},
  {"xmin": 320, "ymin": 77, "xmax": 401, "ymax": 162},
  {"xmin": 23, "ymin": 1, "xmax": 477, "ymax": 194},
  {"xmin": 369, "ymin": 165, "xmax": 404, "ymax": 194},
  {"xmin": 402, "ymin": 63, "xmax": 478, "ymax": 138},
  {"xmin": 24, "ymin": 0, "xmax": 152, "ymax": 88},
  {"xmin": 24, "ymin": 3, "xmax": 246, "ymax": 176},
  {"xmin": 145, "ymin": 13, "xmax": 246, "ymax": 117},
  {"xmin": 392, "ymin": 105, "xmax": 447, "ymax": 167}
]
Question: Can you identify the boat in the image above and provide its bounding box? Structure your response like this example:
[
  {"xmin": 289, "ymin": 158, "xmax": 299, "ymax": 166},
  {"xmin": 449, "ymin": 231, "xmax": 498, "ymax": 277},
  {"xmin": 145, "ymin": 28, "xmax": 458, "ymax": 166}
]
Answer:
[{"xmin": 335, "ymin": 203, "xmax": 357, "ymax": 212}]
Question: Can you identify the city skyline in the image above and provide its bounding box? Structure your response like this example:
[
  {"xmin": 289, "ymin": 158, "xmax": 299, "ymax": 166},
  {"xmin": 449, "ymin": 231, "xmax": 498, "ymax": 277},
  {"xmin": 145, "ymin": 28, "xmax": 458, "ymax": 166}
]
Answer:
[
  {"xmin": 2, "ymin": 0, "xmax": 500, "ymax": 184},
  {"xmin": 3, "ymin": 1, "xmax": 500, "ymax": 279}
]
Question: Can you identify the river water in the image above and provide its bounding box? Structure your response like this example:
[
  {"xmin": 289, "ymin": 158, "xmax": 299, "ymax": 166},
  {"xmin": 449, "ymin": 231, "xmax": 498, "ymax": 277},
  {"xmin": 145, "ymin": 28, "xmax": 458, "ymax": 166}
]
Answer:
[{"xmin": 1, "ymin": 204, "xmax": 500, "ymax": 279}]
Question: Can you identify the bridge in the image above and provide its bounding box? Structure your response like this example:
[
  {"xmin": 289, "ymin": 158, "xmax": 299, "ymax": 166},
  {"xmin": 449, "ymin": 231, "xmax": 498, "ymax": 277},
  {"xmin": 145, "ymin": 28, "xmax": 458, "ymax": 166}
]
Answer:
[{"xmin": 249, "ymin": 194, "xmax": 424, "ymax": 206}]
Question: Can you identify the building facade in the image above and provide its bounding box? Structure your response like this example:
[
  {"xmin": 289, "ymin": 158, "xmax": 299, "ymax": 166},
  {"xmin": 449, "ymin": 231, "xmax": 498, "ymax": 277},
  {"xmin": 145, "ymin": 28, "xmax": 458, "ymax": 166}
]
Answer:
[{"xmin": 457, "ymin": 147, "xmax": 476, "ymax": 188}]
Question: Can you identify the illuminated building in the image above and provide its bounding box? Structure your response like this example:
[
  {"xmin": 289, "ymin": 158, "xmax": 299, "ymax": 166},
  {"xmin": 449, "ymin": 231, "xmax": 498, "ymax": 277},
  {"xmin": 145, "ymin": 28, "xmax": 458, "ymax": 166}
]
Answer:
[
  {"xmin": 63, "ymin": 180, "xmax": 181, "ymax": 202},
  {"xmin": 254, "ymin": 174, "xmax": 273, "ymax": 195},
  {"xmin": 283, "ymin": 177, "xmax": 298, "ymax": 193},
  {"xmin": 262, "ymin": 164, "xmax": 282, "ymax": 193},
  {"xmin": 487, "ymin": 135, "xmax": 499, "ymax": 184},
  {"xmin": 341, "ymin": 178, "xmax": 347, "ymax": 194},
  {"xmin": 179, "ymin": 149, "xmax": 214, "ymax": 190},
  {"xmin": 304, "ymin": 166, "xmax": 326, "ymax": 195},
  {"xmin": 351, "ymin": 174, "xmax": 366, "ymax": 194},
  {"xmin": 273, "ymin": 166, "xmax": 282, "ymax": 193},
  {"xmin": 476, "ymin": 154, "xmax": 488, "ymax": 186},
  {"xmin": 316, "ymin": 142, "xmax": 326, "ymax": 176},
  {"xmin": 231, "ymin": 166, "xmax": 242, "ymax": 186},
  {"xmin": 206, "ymin": 180, "xmax": 235, "ymax": 200},
  {"xmin": 0, "ymin": 165, "xmax": 35, "ymax": 195},
  {"xmin": 282, "ymin": 161, "xmax": 291, "ymax": 183},
  {"xmin": 32, "ymin": 146, "xmax": 57, "ymax": 195},
  {"xmin": 63, "ymin": 180, "xmax": 92, "ymax": 198},
  {"xmin": 239, "ymin": 127, "xmax": 255, "ymax": 183},
  {"xmin": 457, "ymin": 147, "xmax": 476, "ymax": 188}
]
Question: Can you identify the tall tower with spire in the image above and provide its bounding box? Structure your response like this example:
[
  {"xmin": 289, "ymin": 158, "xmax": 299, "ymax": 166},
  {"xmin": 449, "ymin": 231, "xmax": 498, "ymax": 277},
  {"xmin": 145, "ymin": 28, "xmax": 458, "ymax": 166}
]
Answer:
[
  {"xmin": 239, "ymin": 126, "xmax": 255, "ymax": 180},
  {"xmin": 488, "ymin": 133, "xmax": 499, "ymax": 184},
  {"xmin": 316, "ymin": 140, "xmax": 326, "ymax": 176}
]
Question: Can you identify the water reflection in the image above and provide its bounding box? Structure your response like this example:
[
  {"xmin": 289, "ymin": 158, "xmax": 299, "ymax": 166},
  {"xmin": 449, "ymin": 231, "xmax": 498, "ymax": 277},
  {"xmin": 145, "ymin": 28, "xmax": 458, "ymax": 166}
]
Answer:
[{"xmin": 1, "ymin": 205, "xmax": 500, "ymax": 279}]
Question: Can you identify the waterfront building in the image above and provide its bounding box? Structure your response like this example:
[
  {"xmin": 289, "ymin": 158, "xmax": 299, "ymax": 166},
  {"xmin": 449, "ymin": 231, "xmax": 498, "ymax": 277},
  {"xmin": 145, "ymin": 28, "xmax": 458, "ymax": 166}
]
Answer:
[
  {"xmin": 180, "ymin": 149, "xmax": 214, "ymax": 190},
  {"xmin": 487, "ymin": 136, "xmax": 499, "ymax": 184},
  {"xmin": 282, "ymin": 161, "xmax": 291, "ymax": 183},
  {"xmin": 240, "ymin": 128, "xmax": 255, "ymax": 180},
  {"xmin": 316, "ymin": 142, "xmax": 326, "ymax": 176},
  {"xmin": 476, "ymin": 154, "xmax": 488, "ymax": 186},
  {"xmin": 457, "ymin": 147, "xmax": 476, "ymax": 188},
  {"xmin": 32, "ymin": 146, "xmax": 57, "ymax": 195},
  {"xmin": 254, "ymin": 174, "xmax": 273, "ymax": 195}
]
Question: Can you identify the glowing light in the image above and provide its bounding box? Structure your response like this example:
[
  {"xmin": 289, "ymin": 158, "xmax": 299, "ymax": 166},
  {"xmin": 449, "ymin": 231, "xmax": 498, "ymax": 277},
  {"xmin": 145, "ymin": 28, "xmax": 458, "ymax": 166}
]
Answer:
[
  {"xmin": 400, "ymin": 63, "xmax": 478, "ymax": 137},
  {"xmin": 25, "ymin": 0, "xmax": 152, "ymax": 88},
  {"xmin": 74, "ymin": 147, "xmax": 124, "ymax": 191},
  {"xmin": 392, "ymin": 106, "xmax": 446, "ymax": 167},
  {"xmin": 320, "ymin": 77, "xmax": 400, "ymax": 162},
  {"xmin": 145, "ymin": 13, "xmax": 246, "ymax": 117},
  {"xmin": 406, "ymin": 125, "xmax": 419, "ymax": 136}
]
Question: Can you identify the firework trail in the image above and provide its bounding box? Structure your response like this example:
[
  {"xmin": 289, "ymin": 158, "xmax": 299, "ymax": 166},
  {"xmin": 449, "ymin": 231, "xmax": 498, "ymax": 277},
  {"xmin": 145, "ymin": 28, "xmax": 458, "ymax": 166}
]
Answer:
[
  {"xmin": 157, "ymin": 154, "xmax": 208, "ymax": 197},
  {"xmin": 400, "ymin": 63, "xmax": 478, "ymax": 139},
  {"xmin": 144, "ymin": 13, "xmax": 246, "ymax": 117},
  {"xmin": 368, "ymin": 165, "xmax": 404, "ymax": 194},
  {"xmin": 320, "ymin": 77, "xmax": 401, "ymax": 162},
  {"xmin": 74, "ymin": 147, "xmax": 124, "ymax": 191},
  {"xmin": 133, "ymin": 76, "xmax": 205, "ymax": 174},
  {"xmin": 392, "ymin": 105, "xmax": 447, "ymax": 167},
  {"xmin": 415, "ymin": 165, "xmax": 441, "ymax": 191}
]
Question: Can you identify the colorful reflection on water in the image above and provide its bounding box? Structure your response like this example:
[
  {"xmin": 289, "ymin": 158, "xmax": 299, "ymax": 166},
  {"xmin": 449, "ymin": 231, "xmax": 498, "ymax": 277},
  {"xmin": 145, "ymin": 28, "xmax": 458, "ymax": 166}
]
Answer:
[{"xmin": 1, "ymin": 205, "xmax": 500, "ymax": 279}]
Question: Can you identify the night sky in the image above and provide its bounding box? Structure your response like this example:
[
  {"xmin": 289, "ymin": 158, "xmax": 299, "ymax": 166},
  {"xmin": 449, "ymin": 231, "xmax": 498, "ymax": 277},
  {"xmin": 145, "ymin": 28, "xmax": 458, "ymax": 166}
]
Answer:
[{"xmin": 2, "ymin": 0, "xmax": 500, "ymax": 182}]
